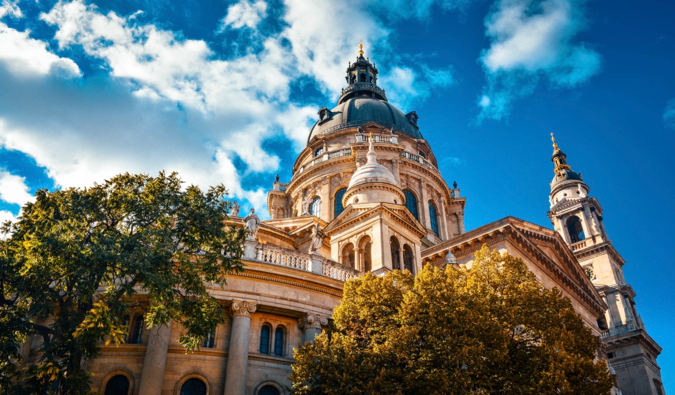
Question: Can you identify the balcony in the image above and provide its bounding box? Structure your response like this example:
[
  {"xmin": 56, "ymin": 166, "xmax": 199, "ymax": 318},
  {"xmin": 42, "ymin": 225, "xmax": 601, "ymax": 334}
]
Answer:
[
  {"xmin": 355, "ymin": 134, "xmax": 398, "ymax": 144},
  {"xmin": 254, "ymin": 244, "xmax": 359, "ymax": 282},
  {"xmin": 296, "ymin": 148, "xmax": 353, "ymax": 174},
  {"xmin": 401, "ymin": 151, "xmax": 436, "ymax": 170}
]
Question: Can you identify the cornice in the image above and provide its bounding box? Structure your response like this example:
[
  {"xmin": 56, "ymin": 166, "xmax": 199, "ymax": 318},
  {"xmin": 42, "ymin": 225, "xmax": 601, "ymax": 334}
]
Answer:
[
  {"xmin": 286, "ymin": 155, "xmax": 355, "ymax": 195},
  {"xmin": 574, "ymin": 241, "xmax": 626, "ymax": 266},
  {"xmin": 226, "ymin": 265, "xmax": 345, "ymax": 297}
]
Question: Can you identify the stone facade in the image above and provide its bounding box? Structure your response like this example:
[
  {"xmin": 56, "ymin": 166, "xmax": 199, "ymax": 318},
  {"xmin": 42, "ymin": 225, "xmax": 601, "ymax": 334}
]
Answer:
[{"xmin": 22, "ymin": 49, "xmax": 664, "ymax": 395}]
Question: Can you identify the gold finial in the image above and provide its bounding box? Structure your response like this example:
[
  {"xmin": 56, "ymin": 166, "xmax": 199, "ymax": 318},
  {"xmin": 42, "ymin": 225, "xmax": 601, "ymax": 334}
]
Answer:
[
  {"xmin": 550, "ymin": 132, "xmax": 558, "ymax": 149},
  {"xmin": 368, "ymin": 130, "xmax": 373, "ymax": 142},
  {"xmin": 359, "ymin": 40, "xmax": 364, "ymax": 56}
]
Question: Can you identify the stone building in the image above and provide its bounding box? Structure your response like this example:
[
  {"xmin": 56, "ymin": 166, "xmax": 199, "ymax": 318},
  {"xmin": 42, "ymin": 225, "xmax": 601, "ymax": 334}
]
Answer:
[{"xmin": 23, "ymin": 48, "xmax": 664, "ymax": 395}]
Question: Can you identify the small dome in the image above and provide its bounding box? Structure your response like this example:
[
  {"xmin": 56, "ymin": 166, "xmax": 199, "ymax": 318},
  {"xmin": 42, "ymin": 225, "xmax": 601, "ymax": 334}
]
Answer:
[{"xmin": 348, "ymin": 140, "xmax": 398, "ymax": 189}]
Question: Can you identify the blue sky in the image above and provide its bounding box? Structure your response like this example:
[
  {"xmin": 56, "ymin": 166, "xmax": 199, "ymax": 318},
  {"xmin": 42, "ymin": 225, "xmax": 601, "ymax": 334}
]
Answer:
[{"xmin": 0, "ymin": 0, "xmax": 673, "ymax": 389}]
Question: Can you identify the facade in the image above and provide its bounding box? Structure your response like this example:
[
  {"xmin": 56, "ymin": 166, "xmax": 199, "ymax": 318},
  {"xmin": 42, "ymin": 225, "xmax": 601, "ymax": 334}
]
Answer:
[{"xmin": 22, "ymin": 48, "xmax": 664, "ymax": 395}]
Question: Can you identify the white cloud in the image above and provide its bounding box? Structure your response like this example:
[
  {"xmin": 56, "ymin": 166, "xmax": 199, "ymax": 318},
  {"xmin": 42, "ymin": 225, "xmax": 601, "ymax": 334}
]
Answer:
[
  {"xmin": 478, "ymin": 0, "xmax": 601, "ymax": 121},
  {"xmin": 0, "ymin": 169, "xmax": 34, "ymax": 205},
  {"xmin": 220, "ymin": 0, "xmax": 267, "ymax": 30},
  {"xmin": 0, "ymin": 0, "xmax": 21, "ymax": 19},
  {"xmin": 664, "ymin": 98, "xmax": 675, "ymax": 130}
]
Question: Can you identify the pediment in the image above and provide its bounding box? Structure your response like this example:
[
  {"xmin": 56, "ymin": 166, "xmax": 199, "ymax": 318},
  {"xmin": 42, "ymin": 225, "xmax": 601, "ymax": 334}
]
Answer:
[{"xmin": 324, "ymin": 202, "xmax": 426, "ymax": 237}]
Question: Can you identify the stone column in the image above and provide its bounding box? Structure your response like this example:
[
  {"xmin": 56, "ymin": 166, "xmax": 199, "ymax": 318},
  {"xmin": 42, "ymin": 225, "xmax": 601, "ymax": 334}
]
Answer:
[
  {"xmin": 438, "ymin": 198, "xmax": 449, "ymax": 240},
  {"xmin": 457, "ymin": 212, "xmax": 465, "ymax": 235},
  {"xmin": 355, "ymin": 247, "xmax": 362, "ymax": 272},
  {"xmin": 398, "ymin": 248, "xmax": 404, "ymax": 271},
  {"xmin": 298, "ymin": 313, "xmax": 328, "ymax": 344},
  {"xmin": 224, "ymin": 300, "xmax": 257, "ymax": 395},
  {"xmin": 138, "ymin": 322, "xmax": 172, "ymax": 395}
]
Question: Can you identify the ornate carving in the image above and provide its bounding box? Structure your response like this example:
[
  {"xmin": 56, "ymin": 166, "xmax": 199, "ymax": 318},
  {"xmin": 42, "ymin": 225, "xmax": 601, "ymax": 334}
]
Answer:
[
  {"xmin": 231, "ymin": 300, "xmax": 257, "ymax": 318},
  {"xmin": 298, "ymin": 313, "xmax": 329, "ymax": 330}
]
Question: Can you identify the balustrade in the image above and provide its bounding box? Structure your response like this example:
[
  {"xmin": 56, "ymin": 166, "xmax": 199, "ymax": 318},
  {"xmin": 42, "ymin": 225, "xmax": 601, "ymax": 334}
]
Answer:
[{"xmin": 254, "ymin": 244, "xmax": 359, "ymax": 282}]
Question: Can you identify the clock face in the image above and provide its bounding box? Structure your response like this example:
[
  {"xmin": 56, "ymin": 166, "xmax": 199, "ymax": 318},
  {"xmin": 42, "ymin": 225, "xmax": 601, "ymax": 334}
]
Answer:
[{"xmin": 583, "ymin": 265, "xmax": 595, "ymax": 280}]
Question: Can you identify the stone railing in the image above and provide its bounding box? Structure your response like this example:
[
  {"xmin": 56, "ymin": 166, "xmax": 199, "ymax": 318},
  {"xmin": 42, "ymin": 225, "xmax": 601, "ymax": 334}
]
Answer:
[
  {"xmin": 355, "ymin": 134, "xmax": 398, "ymax": 144},
  {"xmin": 570, "ymin": 239, "xmax": 587, "ymax": 251},
  {"xmin": 401, "ymin": 151, "xmax": 436, "ymax": 169},
  {"xmin": 601, "ymin": 321, "xmax": 638, "ymax": 339},
  {"xmin": 323, "ymin": 260, "xmax": 359, "ymax": 282},
  {"xmin": 296, "ymin": 148, "xmax": 352, "ymax": 174},
  {"xmin": 253, "ymin": 244, "xmax": 359, "ymax": 282}
]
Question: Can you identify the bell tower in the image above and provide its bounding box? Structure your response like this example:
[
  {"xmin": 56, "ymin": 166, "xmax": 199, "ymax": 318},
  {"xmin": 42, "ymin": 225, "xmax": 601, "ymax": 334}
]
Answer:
[{"xmin": 547, "ymin": 135, "xmax": 665, "ymax": 395}]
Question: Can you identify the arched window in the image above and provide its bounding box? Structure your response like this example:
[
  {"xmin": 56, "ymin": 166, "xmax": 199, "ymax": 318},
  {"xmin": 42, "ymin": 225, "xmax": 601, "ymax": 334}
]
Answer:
[
  {"xmin": 403, "ymin": 245, "xmax": 414, "ymax": 273},
  {"xmin": 260, "ymin": 324, "xmax": 271, "ymax": 354},
  {"xmin": 309, "ymin": 197, "xmax": 321, "ymax": 217},
  {"xmin": 202, "ymin": 327, "xmax": 215, "ymax": 348},
  {"xmin": 180, "ymin": 378, "xmax": 207, "ymax": 395},
  {"xmin": 274, "ymin": 326, "xmax": 285, "ymax": 356},
  {"xmin": 342, "ymin": 243, "xmax": 355, "ymax": 268},
  {"xmin": 128, "ymin": 315, "xmax": 144, "ymax": 344},
  {"xmin": 428, "ymin": 201, "xmax": 439, "ymax": 236},
  {"xmin": 360, "ymin": 236, "xmax": 372, "ymax": 272},
  {"xmin": 390, "ymin": 237, "xmax": 401, "ymax": 270},
  {"xmin": 104, "ymin": 375, "xmax": 130, "ymax": 395},
  {"xmin": 566, "ymin": 216, "xmax": 585, "ymax": 243},
  {"xmin": 258, "ymin": 385, "xmax": 281, "ymax": 395},
  {"xmin": 334, "ymin": 188, "xmax": 347, "ymax": 218},
  {"xmin": 359, "ymin": 73, "xmax": 366, "ymax": 82},
  {"xmin": 404, "ymin": 190, "xmax": 418, "ymax": 220},
  {"xmin": 315, "ymin": 147, "xmax": 324, "ymax": 157}
]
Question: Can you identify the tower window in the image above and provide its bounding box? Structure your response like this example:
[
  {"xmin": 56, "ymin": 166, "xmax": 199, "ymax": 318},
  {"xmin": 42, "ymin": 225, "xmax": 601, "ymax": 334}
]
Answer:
[
  {"xmin": 566, "ymin": 216, "xmax": 585, "ymax": 243},
  {"xmin": 404, "ymin": 190, "xmax": 419, "ymax": 220},
  {"xmin": 428, "ymin": 201, "xmax": 439, "ymax": 236},
  {"xmin": 309, "ymin": 197, "xmax": 321, "ymax": 217},
  {"xmin": 360, "ymin": 236, "xmax": 372, "ymax": 272},
  {"xmin": 390, "ymin": 237, "xmax": 401, "ymax": 270},
  {"xmin": 315, "ymin": 147, "xmax": 324, "ymax": 157},
  {"xmin": 128, "ymin": 314, "xmax": 144, "ymax": 344},
  {"xmin": 334, "ymin": 188, "xmax": 347, "ymax": 218},
  {"xmin": 180, "ymin": 378, "xmax": 207, "ymax": 395},
  {"xmin": 274, "ymin": 326, "xmax": 285, "ymax": 356},
  {"xmin": 359, "ymin": 73, "xmax": 366, "ymax": 82},
  {"xmin": 403, "ymin": 245, "xmax": 414, "ymax": 273}
]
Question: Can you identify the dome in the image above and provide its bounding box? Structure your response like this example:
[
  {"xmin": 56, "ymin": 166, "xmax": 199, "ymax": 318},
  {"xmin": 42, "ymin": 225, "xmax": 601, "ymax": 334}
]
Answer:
[
  {"xmin": 308, "ymin": 97, "xmax": 423, "ymax": 143},
  {"xmin": 347, "ymin": 139, "xmax": 398, "ymax": 189}
]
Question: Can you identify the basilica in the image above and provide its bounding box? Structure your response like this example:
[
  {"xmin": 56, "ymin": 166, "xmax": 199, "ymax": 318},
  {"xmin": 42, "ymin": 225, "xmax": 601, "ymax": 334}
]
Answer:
[{"xmin": 35, "ymin": 48, "xmax": 664, "ymax": 395}]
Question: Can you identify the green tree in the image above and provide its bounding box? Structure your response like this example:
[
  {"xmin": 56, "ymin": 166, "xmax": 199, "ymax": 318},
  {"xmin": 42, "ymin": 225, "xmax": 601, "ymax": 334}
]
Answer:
[
  {"xmin": 0, "ymin": 172, "xmax": 245, "ymax": 394},
  {"xmin": 291, "ymin": 245, "xmax": 613, "ymax": 395}
]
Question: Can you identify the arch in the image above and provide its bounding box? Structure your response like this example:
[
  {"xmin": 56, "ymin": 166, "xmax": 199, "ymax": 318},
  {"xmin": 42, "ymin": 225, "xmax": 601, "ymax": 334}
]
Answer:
[
  {"xmin": 359, "ymin": 73, "xmax": 366, "ymax": 82},
  {"xmin": 333, "ymin": 187, "xmax": 347, "ymax": 218},
  {"xmin": 342, "ymin": 243, "xmax": 355, "ymax": 268},
  {"xmin": 274, "ymin": 326, "xmax": 286, "ymax": 356},
  {"xmin": 255, "ymin": 381, "xmax": 284, "ymax": 395},
  {"xmin": 359, "ymin": 236, "xmax": 372, "ymax": 273},
  {"xmin": 202, "ymin": 327, "xmax": 216, "ymax": 348},
  {"xmin": 403, "ymin": 244, "xmax": 414, "ymax": 273},
  {"xmin": 404, "ymin": 190, "xmax": 419, "ymax": 220},
  {"xmin": 128, "ymin": 314, "xmax": 144, "ymax": 344},
  {"xmin": 428, "ymin": 201, "xmax": 439, "ymax": 236},
  {"xmin": 104, "ymin": 375, "xmax": 130, "ymax": 395},
  {"xmin": 390, "ymin": 236, "xmax": 401, "ymax": 270},
  {"xmin": 566, "ymin": 216, "xmax": 585, "ymax": 243},
  {"xmin": 309, "ymin": 196, "xmax": 321, "ymax": 218},
  {"xmin": 100, "ymin": 371, "xmax": 134, "ymax": 395},
  {"xmin": 260, "ymin": 323, "xmax": 271, "ymax": 354},
  {"xmin": 179, "ymin": 378, "xmax": 207, "ymax": 395}
]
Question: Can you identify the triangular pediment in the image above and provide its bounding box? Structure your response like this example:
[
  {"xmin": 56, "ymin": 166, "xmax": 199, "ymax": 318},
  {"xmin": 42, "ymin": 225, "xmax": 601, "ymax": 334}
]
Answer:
[{"xmin": 324, "ymin": 202, "xmax": 426, "ymax": 237}]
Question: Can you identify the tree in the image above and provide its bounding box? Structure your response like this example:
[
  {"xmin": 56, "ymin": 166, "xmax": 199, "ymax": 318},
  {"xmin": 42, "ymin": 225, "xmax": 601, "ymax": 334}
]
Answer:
[
  {"xmin": 291, "ymin": 245, "xmax": 613, "ymax": 395},
  {"xmin": 0, "ymin": 172, "xmax": 246, "ymax": 394}
]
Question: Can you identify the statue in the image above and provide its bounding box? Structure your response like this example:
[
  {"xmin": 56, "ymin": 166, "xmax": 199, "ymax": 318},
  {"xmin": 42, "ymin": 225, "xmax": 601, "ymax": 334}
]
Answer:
[
  {"xmin": 230, "ymin": 201, "xmax": 241, "ymax": 217},
  {"xmin": 453, "ymin": 181, "xmax": 458, "ymax": 189},
  {"xmin": 308, "ymin": 223, "xmax": 324, "ymax": 255},
  {"xmin": 244, "ymin": 208, "xmax": 260, "ymax": 240},
  {"xmin": 275, "ymin": 174, "xmax": 280, "ymax": 183}
]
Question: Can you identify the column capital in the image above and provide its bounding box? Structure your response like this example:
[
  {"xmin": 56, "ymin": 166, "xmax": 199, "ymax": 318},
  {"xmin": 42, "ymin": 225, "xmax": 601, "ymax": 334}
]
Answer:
[
  {"xmin": 230, "ymin": 300, "xmax": 257, "ymax": 318},
  {"xmin": 298, "ymin": 313, "xmax": 328, "ymax": 330}
]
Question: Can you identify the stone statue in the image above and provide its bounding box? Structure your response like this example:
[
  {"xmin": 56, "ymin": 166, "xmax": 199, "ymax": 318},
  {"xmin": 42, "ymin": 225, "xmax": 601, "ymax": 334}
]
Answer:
[
  {"xmin": 308, "ymin": 223, "xmax": 324, "ymax": 255},
  {"xmin": 275, "ymin": 174, "xmax": 280, "ymax": 183},
  {"xmin": 244, "ymin": 208, "xmax": 260, "ymax": 240},
  {"xmin": 453, "ymin": 181, "xmax": 458, "ymax": 189},
  {"xmin": 230, "ymin": 201, "xmax": 241, "ymax": 217}
]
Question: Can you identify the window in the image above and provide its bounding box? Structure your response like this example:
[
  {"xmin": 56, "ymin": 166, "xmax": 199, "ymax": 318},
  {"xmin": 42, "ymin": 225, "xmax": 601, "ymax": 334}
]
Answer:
[
  {"xmin": 390, "ymin": 237, "xmax": 401, "ymax": 270},
  {"xmin": 566, "ymin": 216, "xmax": 585, "ymax": 243},
  {"xmin": 404, "ymin": 190, "xmax": 418, "ymax": 220},
  {"xmin": 104, "ymin": 375, "xmax": 130, "ymax": 395},
  {"xmin": 180, "ymin": 378, "xmax": 207, "ymax": 395},
  {"xmin": 342, "ymin": 243, "xmax": 355, "ymax": 268},
  {"xmin": 428, "ymin": 201, "xmax": 439, "ymax": 235},
  {"xmin": 258, "ymin": 385, "xmax": 281, "ymax": 395},
  {"xmin": 121, "ymin": 315, "xmax": 130, "ymax": 343},
  {"xmin": 260, "ymin": 324, "xmax": 271, "ymax": 354},
  {"xmin": 315, "ymin": 147, "xmax": 324, "ymax": 157},
  {"xmin": 274, "ymin": 326, "xmax": 285, "ymax": 356},
  {"xmin": 309, "ymin": 197, "xmax": 321, "ymax": 217},
  {"xmin": 128, "ymin": 315, "xmax": 144, "ymax": 344},
  {"xmin": 334, "ymin": 188, "xmax": 347, "ymax": 218},
  {"xmin": 403, "ymin": 245, "xmax": 414, "ymax": 273},
  {"xmin": 202, "ymin": 328, "xmax": 215, "ymax": 348},
  {"xmin": 360, "ymin": 236, "xmax": 372, "ymax": 272},
  {"xmin": 359, "ymin": 73, "xmax": 366, "ymax": 82}
]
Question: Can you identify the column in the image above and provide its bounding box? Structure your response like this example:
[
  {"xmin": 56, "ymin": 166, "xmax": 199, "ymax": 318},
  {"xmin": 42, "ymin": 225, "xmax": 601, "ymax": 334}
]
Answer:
[
  {"xmin": 355, "ymin": 247, "xmax": 362, "ymax": 272},
  {"xmin": 438, "ymin": 198, "xmax": 449, "ymax": 240},
  {"xmin": 224, "ymin": 300, "xmax": 257, "ymax": 395},
  {"xmin": 457, "ymin": 212, "xmax": 465, "ymax": 234},
  {"xmin": 298, "ymin": 313, "xmax": 328, "ymax": 344},
  {"xmin": 138, "ymin": 322, "xmax": 172, "ymax": 395},
  {"xmin": 398, "ymin": 248, "xmax": 404, "ymax": 271}
]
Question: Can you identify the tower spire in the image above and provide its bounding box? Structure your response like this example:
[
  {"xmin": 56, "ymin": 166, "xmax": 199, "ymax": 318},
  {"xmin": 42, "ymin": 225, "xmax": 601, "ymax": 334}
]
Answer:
[{"xmin": 358, "ymin": 39, "xmax": 364, "ymax": 56}]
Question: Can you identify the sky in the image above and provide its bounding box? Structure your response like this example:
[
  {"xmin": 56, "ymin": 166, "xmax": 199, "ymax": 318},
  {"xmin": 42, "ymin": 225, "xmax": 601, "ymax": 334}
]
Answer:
[{"xmin": 0, "ymin": 0, "xmax": 673, "ymax": 389}]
